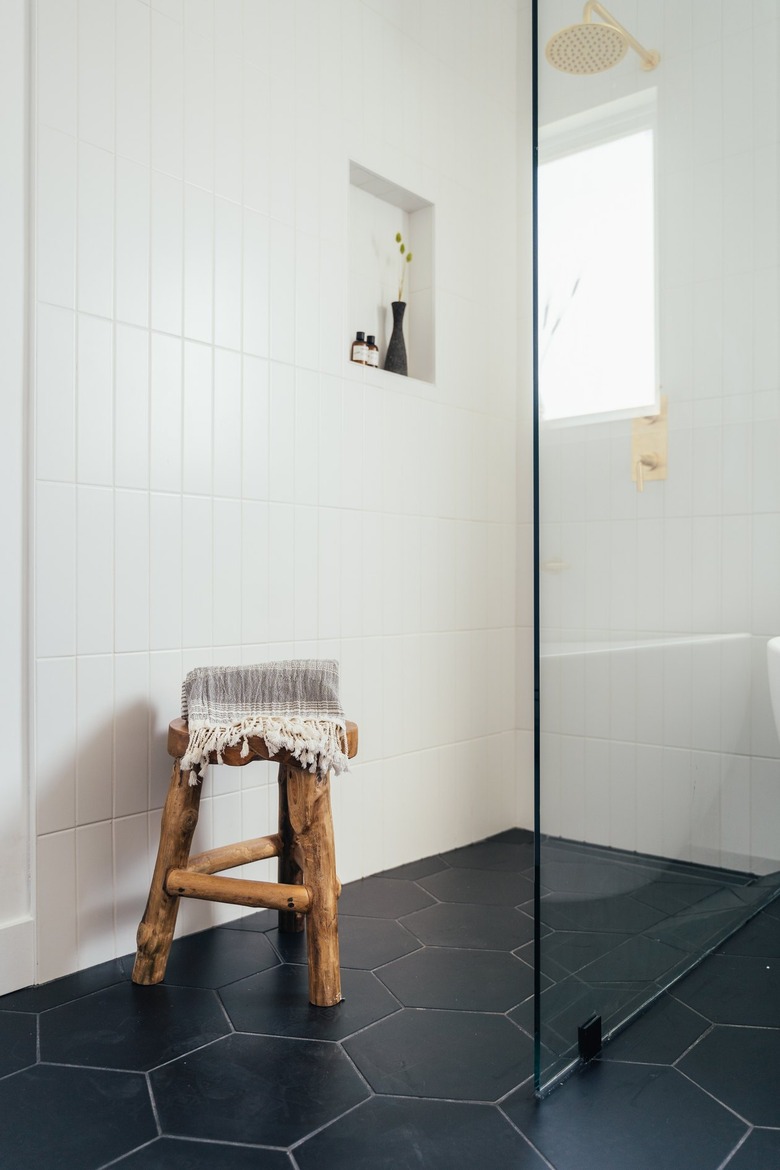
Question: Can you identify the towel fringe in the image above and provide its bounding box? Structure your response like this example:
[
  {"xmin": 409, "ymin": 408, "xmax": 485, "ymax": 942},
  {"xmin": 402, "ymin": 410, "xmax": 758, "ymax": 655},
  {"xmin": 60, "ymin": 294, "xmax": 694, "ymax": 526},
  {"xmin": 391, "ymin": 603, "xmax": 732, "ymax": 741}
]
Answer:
[{"xmin": 181, "ymin": 716, "xmax": 349, "ymax": 786}]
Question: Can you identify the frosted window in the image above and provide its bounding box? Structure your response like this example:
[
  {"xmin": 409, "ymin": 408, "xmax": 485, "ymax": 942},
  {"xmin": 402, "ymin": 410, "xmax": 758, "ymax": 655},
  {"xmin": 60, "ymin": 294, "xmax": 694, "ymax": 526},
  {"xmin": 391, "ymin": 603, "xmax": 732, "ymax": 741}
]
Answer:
[{"xmin": 539, "ymin": 126, "xmax": 656, "ymax": 423}]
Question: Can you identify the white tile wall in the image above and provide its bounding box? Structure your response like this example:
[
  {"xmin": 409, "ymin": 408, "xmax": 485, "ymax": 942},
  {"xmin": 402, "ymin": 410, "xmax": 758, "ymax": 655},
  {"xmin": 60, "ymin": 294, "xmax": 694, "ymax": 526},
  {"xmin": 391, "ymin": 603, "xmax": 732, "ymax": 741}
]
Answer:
[
  {"xmin": 538, "ymin": 0, "xmax": 780, "ymax": 870},
  {"xmin": 31, "ymin": 0, "xmax": 524, "ymax": 982}
]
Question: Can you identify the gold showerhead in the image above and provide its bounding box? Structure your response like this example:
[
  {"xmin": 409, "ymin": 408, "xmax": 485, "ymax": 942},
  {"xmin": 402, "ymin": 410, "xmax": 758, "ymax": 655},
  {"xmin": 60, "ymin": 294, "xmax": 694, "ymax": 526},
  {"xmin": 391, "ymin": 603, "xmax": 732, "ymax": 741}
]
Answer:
[{"xmin": 545, "ymin": 1, "xmax": 660, "ymax": 76}]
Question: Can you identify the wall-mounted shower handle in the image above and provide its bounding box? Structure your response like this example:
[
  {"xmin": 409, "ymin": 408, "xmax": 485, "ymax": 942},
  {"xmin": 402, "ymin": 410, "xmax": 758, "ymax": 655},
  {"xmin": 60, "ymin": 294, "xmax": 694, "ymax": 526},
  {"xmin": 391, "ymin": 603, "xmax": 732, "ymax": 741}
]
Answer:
[{"xmin": 635, "ymin": 452, "xmax": 659, "ymax": 493}]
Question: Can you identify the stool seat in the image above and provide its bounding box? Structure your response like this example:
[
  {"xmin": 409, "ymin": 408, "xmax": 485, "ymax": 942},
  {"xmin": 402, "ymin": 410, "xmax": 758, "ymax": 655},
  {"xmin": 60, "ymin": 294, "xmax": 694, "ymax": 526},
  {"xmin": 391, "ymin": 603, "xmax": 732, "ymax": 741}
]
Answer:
[
  {"xmin": 132, "ymin": 715, "xmax": 357, "ymax": 1007},
  {"xmin": 166, "ymin": 717, "xmax": 359, "ymax": 766}
]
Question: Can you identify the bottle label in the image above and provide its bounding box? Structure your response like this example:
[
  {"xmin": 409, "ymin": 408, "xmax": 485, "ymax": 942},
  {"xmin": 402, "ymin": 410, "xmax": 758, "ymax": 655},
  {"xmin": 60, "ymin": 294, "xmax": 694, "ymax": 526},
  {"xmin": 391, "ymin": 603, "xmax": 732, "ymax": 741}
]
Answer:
[
  {"xmin": 352, "ymin": 344, "xmax": 368, "ymax": 363},
  {"xmin": 367, "ymin": 350, "xmax": 379, "ymax": 367}
]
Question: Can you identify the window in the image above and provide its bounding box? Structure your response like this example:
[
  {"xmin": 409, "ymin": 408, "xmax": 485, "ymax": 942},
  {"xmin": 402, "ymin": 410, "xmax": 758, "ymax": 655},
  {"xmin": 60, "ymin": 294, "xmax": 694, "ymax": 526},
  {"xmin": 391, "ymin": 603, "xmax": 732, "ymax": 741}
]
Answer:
[{"xmin": 538, "ymin": 91, "xmax": 658, "ymax": 424}]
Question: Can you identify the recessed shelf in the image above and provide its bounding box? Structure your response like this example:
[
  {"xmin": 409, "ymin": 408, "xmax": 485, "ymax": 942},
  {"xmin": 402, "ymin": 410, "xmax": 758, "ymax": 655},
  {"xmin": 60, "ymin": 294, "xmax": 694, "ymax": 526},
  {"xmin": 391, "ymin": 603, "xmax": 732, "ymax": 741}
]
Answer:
[{"xmin": 349, "ymin": 162, "xmax": 435, "ymax": 384}]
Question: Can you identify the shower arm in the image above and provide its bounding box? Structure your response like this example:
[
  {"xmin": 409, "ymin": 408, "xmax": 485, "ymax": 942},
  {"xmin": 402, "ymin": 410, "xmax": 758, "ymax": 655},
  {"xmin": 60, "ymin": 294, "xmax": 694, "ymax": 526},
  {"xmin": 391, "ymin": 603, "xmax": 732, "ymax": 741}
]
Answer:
[{"xmin": 584, "ymin": 1, "xmax": 660, "ymax": 71}]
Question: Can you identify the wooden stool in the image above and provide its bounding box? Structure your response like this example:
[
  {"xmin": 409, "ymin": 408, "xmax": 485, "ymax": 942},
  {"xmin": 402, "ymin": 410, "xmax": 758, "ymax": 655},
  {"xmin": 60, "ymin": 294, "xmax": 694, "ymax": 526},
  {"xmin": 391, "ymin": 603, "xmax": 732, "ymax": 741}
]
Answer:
[{"xmin": 132, "ymin": 718, "xmax": 358, "ymax": 1006}]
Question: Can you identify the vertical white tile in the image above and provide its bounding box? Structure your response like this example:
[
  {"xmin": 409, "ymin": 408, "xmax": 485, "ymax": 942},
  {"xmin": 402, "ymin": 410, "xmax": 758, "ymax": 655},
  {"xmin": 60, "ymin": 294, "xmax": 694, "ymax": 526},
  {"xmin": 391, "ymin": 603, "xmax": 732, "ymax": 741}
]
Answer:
[
  {"xmin": 114, "ymin": 812, "xmax": 151, "ymax": 954},
  {"xmin": 318, "ymin": 508, "xmax": 341, "ymax": 640},
  {"xmin": 751, "ymin": 756, "xmax": 780, "ymax": 864},
  {"xmin": 115, "ymin": 324, "xmax": 150, "ymax": 490},
  {"xmin": 182, "ymin": 495, "xmax": 213, "ymax": 646},
  {"xmin": 182, "ymin": 340, "xmax": 213, "ymax": 494},
  {"xmin": 213, "ymin": 499, "xmax": 242, "ymax": 646},
  {"xmin": 241, "ymin": 500, "xmax": 268, "ymax": 645},
  {"xmin": 76, "ymin": 821, "xmax": 115, "ymax": 967},
  {"xmin": 36, "ymin": 304, "xmax": 76, "ymax": 482},
  {"xmin": 37, "ymin": 127, "xmax": 77, "ymax": 308},
  {"xmin": 37, "ymin": 829, "xmax": 78, "ymax": 982},
  {"xmin": 36, "ymin": 482, "xmax": 76, "ymax": 658},
  {"xmin": 269, "ymin": 220, "xmax": 295, "ymax": 364},
  {"xmin": 150, "ymin": 332, "xmax": 182, "ymax": 492},
  {"xmin": 78, "ymin": 0, "xmax": 115, "ymax": 151},
  {"xmin": 691, "ymin": 518, "xmax": 721, "ymax": 634},
  {"xmin": 721, "ymin": 516, "xmax": 751, "ymax": 630},
  {"xmin": 241, "ymin": 355, "xmax": 269, "ymax": 500},
  {"xmin": 243, "ymin": 209, "xmax": 269, "ymax": 358},
  {"xmin": 295, "ymin": 232, "xmax": 320, "ymax": 370},
  {"xmin": 213, "ymin": 348, "xmax": 242, "ymax": 499},
  {"xmin": 242, "ymin": 63, "xmax": 270, "ymax": 215},
  {"xmin": 151, "ymin": 172, "xmax": 183, "ymax": 336},
  {"xmin": 268, "ymin": 362, "xmax": 295, "ymax": 503},
  {"xmin": 214, "ymin": 198, "xmax": 242, "ymax": 352},
  {"xmin": 214, "ymin": 51, "xmax": 243, "ymax": 203},
  {"xmin": 77, "ymin": 142, "xmax": 114, "ymax": 318},
  {"xmin": 37, "ymin": 0, "xmax": 77, "ymax": 136},
  {"xmin": 149, "ymin": 649, "xmax": 183, "ymax": 806},
  {"xmin": 115, "ymin": 489, "xmax": 150, "ymax": 652},
  {"xmin": 76, "ymin": 654, "xmax": 114, "ymax": 825},
  {"xmin": 115, "ymin": 157, "xmax": 150, "ymax": 328},
  {"xmin": 268, "ymin": 503, "xmax": 295, "ymax": 643},
  {"xmin": 294, "ymin": 369, "xmax": 319, "ymax": 506},
  {"xmin": 664, "ymin": 643, "xmax": 692, "ymax": 749},
  {"xmin": 114, "ymin": 652, "xmax": 150, "ymax": 817},
  {"xmin": 77, "ymin": 314, "xmax": 113, "ymax": 485},
  {"xmin": 294, "ymin": 506, "xmax": 319, "ymax": 642},
  {"xmin": 116, "ymin": 0, "xmax": 151, "ymax": 165},
  {"xmin": 150, "ymin": 10, "xmax": 183, "ymax": 177},
  {"xmin": 183, "ymin": 184, "xmax": 214, "ymax": 343},
  {"xmin": 36, "ymin": 657, "xmax": 77, "ymax": 835},
  {"xmin": 183, "ymin": 30, "xmax": 214, "ymax": 189},
  {"xmin": 662, "ymin": 747, "xmax": 692, "ymax": 862},
  {"xmin": 149, "ymin": 492, "xmax": 182, "ymax": 649},
  {"xmin": 77, "ymin": 486, "xmax": 114, "ymax": 655},
  {"xmin": 720, "ymin": 753, "xmax": 751, "ymax": 867},
  {"xmin": 636, "ymin": 744, "xmax": 665, "ymax": 857},
  {"xmin": 752, "ymin": 514, "xmax": 780, "ymax": 635}
]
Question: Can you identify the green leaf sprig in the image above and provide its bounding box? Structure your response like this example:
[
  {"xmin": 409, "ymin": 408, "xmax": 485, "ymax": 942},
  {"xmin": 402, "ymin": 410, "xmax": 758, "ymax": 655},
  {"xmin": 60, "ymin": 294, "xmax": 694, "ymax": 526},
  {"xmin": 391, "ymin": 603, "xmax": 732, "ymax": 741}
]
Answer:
[{"xmin": 395, "ymin": 231, "xmax": 413, "ymax": 302}]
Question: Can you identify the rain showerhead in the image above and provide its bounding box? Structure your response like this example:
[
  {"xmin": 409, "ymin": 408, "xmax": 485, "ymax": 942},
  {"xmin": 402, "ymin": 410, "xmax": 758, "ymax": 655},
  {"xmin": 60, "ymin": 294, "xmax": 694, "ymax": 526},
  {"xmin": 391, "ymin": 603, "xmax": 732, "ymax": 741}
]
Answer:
[{"xmin": 546, "ymin": 1, "xmax": 660, "ymax": 75}]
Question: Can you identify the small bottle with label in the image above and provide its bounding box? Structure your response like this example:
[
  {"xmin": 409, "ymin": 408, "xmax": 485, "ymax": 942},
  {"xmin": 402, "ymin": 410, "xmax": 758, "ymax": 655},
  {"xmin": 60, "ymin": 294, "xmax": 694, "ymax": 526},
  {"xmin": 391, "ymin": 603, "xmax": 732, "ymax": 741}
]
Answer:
[
  {"xmin": 366, "ymin": 335, "xmax": 379, "ymax": 368},
  {"xmin": 351, "ymin": 331, "xmax": 368, "ymax": 364}
]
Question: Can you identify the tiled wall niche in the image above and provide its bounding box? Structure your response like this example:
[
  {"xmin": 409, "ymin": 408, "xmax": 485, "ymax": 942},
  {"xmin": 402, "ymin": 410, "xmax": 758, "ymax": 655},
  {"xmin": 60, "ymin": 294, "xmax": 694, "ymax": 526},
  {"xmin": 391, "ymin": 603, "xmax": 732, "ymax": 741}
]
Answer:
[{"xmin": 349, "ymin": 162, "xmax": 434, "ymax": 383}]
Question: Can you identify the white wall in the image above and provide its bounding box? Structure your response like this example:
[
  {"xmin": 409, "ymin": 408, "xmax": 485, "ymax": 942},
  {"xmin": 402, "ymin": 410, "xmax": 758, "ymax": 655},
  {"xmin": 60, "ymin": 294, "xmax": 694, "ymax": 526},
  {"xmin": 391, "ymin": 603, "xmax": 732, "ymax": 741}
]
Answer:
[
  {"xmin": 0, "ymin": 0, "xmax": 35, "ymax": 993},
  {"xmin": 537, "ymin": 0, "xmax": 780, "ymax": 872},
  {"xmin": 28, "ymin": 0, "xmax": 524, "ymax": 986}
]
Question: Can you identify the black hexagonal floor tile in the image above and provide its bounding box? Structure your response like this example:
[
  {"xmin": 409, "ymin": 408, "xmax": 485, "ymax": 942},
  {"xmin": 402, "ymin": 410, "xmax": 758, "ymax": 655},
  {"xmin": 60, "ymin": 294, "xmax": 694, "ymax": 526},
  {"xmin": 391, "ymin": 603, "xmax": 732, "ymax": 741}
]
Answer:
[
  {"xmin": 418, "ymin": 866, "xmax": 534, "ymax": 907},
  {"xmin": 343, "ymin": 1008, "xmax": 532, "ymax": 1100},
  {"xmin": 150, "ymin": 1032, "xmax": 369, "ymax": 1146},
  {"xmin": 672, "ymin": 954, "xmax": 780, "ymax": 1026},
  {"xmin": 530, "ymin": 930, "xmax": 632, "ymax": 977},
  {"xmin": 220, "ymin": 909, "xmax": 276, "ymax": 933},
  {"xmin": 599, "ymin": 993, "xmax": 709, "ymax": 1065},
  {"xmin": 540, "ymin": 894, "xmax": 666, "ymax": 935},
  {"xmin": 512, "ymin": 977, "xmax": 651, "ymax": 1061},
  {"xmin": 0, "ymin": 1011, "xmax": 36, "ymax": 1078},
  {"xmin": 337, "ymin": 876, "xmax": 435, "ymax": 918},
  {"xmin": 111, "ymin": 1136, "xmax": 292, "ymax": 1168},
  {"xmin": 0, "ymin": 957, "xmax": 126, "ymax": 1013},
  {"xmin": 155, "ymin": 926, "xmax": 279, "ymax": 988},
  {"xmin": 578, "ymin": 935, "xmax": 689, "ymax": 984},
  {"xmin": 502, "ymin": 1063, "xmax": 747, "ymax": 1170},
  {"xmin": 721, "ymin": 1128, "xmax": 780, "ymax": 1170},
  {"xmin": 403, "ymin": 902, "xmax": 534, "ymax": 950},
  {"xmin": 40, "ymin": 981, "xmax": 231, "ymax": 1071},
  {"xmin": 295, "ymin": 1095, "xmax": 548, "ymax": 1169},
  {"xmin": 267, "ymin": 915, "xmax": 422, "ymax": 969},
  {"xmin": 677, "ymin": 1025, "xmax": 780, "ymax": 1126},
  {"xmin": 377, "ymin": 854, "xmax": 450, "ymax": 880},
  {"xmin": 0, "ymin": 1064, "xmax": 156, "ymax": 1170},
  {"xmin": 377, "ymin": 947, "xmax": 535, "ymax": 1012},
  {"xmin": 716, "ymin": 909, "xmax": 780, "ymax": 957},
  {"xmin": 220, "ymin": 963, "xmax": 400, "ymax": 1039},
  {"xmin": 441, "ymin": 841, "xmax": 534, "ymax": 872}
]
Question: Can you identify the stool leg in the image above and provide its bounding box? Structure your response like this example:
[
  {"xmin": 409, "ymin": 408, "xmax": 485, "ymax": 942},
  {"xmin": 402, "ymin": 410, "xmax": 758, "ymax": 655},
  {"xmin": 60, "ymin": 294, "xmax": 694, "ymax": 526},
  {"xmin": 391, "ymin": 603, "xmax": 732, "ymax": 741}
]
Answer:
[
  {"xmin": 132, "ymin": 759, "xmax": 202, "ymax": 985},
  {"xmin": 285, "ymin": 765, "xmax": 341, "ymax": 1007},
  {"xmin": 277, "ymin": 762, "xmax": 305, "ymax": 934}
]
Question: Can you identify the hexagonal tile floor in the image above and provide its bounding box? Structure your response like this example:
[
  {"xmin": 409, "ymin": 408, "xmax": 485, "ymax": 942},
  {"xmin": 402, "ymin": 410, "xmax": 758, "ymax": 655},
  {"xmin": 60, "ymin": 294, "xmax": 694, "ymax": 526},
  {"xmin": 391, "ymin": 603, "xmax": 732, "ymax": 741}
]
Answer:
[{"xmin": 0, "ymin": 828, "xmax": 777, "ymax": 1169}]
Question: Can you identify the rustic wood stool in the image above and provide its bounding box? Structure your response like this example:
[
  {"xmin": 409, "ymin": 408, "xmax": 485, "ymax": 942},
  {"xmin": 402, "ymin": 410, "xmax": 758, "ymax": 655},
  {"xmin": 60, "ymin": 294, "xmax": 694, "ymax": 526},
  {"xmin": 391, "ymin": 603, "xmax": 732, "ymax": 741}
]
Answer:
[{"xmin": 132, "ymin": 717, "xmax": 358, "ymax": 1006}]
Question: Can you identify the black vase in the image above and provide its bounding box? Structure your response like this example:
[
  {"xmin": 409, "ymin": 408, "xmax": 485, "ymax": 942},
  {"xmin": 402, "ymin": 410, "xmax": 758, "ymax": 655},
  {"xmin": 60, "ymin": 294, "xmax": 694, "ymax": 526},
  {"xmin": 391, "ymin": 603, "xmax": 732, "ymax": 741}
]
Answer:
[{"xmin": 384, "ymin": 301, "xmax": 408, "ymax": 376}]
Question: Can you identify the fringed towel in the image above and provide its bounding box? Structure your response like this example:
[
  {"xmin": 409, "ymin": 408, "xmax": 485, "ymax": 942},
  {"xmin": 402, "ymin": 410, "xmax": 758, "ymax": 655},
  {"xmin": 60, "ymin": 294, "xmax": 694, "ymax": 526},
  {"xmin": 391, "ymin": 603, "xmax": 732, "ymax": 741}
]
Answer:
[{"xmin": 180, "ymin": 660, "xmax": 349, "ymax": 784}]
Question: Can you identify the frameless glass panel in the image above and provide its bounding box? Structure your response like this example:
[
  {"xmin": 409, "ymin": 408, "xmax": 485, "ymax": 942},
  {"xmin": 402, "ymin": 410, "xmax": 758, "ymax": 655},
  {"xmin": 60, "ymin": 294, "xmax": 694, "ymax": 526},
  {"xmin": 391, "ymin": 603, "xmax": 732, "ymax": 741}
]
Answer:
[{"xmin": 534, "ymin": 0, "xmax": 780, "ymax": 1094}]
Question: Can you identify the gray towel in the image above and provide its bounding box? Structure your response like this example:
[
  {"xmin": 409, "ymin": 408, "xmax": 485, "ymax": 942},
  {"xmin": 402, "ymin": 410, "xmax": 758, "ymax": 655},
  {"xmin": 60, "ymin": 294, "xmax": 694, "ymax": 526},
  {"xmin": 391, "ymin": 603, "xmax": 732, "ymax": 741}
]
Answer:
[{"xmin": 180, "ymin": 660, "xmax": 348, "ymax": 783}]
